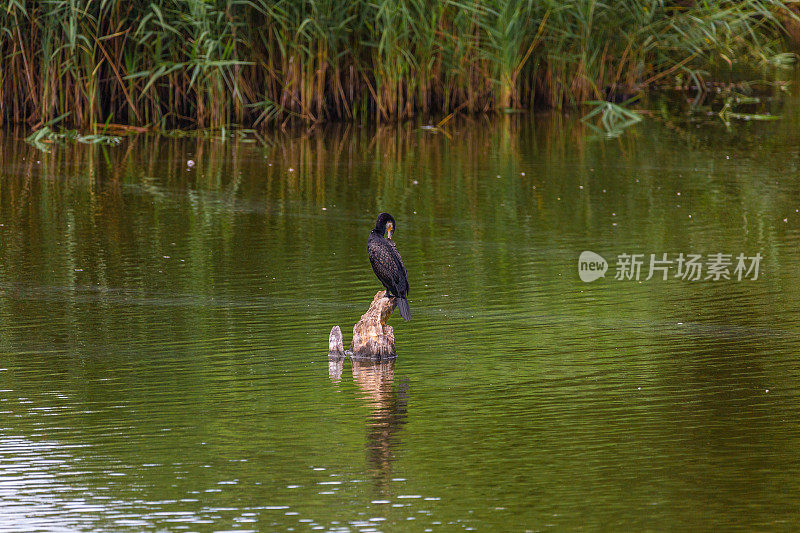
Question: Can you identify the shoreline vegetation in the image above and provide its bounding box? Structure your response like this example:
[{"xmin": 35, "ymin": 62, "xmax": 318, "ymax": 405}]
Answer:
[{"xmin": 4, "ymin": 1, "xmax": 799, "ymax": 134}]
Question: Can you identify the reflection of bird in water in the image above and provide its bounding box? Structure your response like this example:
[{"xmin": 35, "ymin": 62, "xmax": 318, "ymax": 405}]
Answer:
[
  {"xmin": 368, "ymin": 213, "xmax": 411, "ymax": 320},
  {"xmin": 352, "ymin": 359, "xmax": 408, "ymax": 494}
]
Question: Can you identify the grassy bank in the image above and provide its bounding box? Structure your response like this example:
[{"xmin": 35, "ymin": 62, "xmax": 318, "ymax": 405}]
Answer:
[{"xmin": 2, "ymin": 0, "xmax": 796, "ymax": 130}]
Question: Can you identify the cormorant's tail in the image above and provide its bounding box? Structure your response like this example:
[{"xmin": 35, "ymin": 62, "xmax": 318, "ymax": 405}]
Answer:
[{"xmin": 397, "ymin": 297, "xmax": 410, "ymax": 321}]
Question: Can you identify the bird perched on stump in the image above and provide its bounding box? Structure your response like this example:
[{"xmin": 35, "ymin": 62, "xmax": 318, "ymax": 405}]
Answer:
[{"xmin": 368, "ymin": 212, "xmax": 410, "ymax": 320}]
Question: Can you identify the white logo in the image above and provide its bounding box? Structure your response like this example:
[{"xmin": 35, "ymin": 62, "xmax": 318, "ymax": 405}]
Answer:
[
  {"xmin": 578, "ymin": 251, "xmax": 762, "ymax": 282},
  {"xmin": 578, "ymin": 251, "xmax": 608, "ymax": 282}
]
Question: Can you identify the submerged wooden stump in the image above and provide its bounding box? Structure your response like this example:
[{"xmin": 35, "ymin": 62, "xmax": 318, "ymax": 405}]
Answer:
[
  {"xmin": 351, "ymin": 291, "xmax": 396, "ymax": 359},
  {"xmin": 328, "ymin": 291, "xmax": 398, "ymax": 360},
  {"xmin": 328, "ymin": 325, "xmax": 345, "ymax": 356}
]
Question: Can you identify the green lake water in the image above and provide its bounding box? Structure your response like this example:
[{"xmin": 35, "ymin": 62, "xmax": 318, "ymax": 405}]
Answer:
[{"xmin": 1, "ymin": 105, "xmax": 800, "ymax": 531}]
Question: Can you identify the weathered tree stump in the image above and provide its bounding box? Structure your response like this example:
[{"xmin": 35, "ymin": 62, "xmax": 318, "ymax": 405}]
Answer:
[
  {"xmin": 328, "ymin": 291, "xmax": 398, "ymax": 360},
  {"xmin": 328, "ymin": 325, "xmax": 345, "ymax": 356},
  {"xmin": 351, "ymin": 291, "xmax": 396, "ymax": 359},
  {"xmin": 328, "ymin": 325, "xmax": 346, "ymax": 381}
]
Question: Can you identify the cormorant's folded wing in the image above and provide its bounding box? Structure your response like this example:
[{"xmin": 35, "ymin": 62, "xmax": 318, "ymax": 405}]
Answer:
[
  {"xmin": 388, "ymin": 241, "xmax": 409, "ymax": 294},
  {"xmin": 368, "ymin": 239, "xmax": 409, "ymax": 295}
]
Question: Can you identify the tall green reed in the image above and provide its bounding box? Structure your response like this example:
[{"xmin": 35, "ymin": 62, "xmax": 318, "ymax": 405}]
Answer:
[{"xmin": 0, "ymin": 0, "xmax": 795, "ymax": 129}]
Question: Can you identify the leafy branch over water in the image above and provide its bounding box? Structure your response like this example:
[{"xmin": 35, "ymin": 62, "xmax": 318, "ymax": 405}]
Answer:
[
  {"xmin": 718, "ymin": 95, "xmax": 781, "ymax": 125},
  {"xmin": 25, "ymin": 114, "xmax": 121, "ymax": 153},
  {"xmin": 581, "ymin": 99, "xmax": 643, "ymax": 139}
]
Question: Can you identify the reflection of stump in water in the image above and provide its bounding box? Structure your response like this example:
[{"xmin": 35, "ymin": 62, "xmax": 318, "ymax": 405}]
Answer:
[
  {"xmin": 328, "ymin": 356, "xmax": 344, "ymax": 383},
  {"xmin": 351, "ymin": 359, "xmax": 408, "ymax": 494}
]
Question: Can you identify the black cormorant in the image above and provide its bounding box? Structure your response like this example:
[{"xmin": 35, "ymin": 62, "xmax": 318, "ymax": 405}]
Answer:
[{"xmin": 368, "ymin": 213, "xmax": 410, "ymax": 320}]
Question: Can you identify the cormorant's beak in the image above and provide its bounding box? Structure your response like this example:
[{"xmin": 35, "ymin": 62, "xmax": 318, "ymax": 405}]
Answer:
[{"xmin": 386, "ymin": 223, "xmax": 394, "ymax": 240}]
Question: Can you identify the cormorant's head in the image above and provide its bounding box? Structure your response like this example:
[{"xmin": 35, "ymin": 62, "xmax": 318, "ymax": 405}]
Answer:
[{"xmin": 375, "ymin": 212, "xmax": 396, "ymax": 239}]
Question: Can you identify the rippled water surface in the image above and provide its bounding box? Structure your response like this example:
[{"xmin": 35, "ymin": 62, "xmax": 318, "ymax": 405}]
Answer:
[{"xmin": 2, "ymin": 108, "xmax": 800, "ymax": 531}]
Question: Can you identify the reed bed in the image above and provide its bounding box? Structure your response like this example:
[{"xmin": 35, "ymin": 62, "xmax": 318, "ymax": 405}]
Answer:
[{"xmin": 1, "ymin": 0, "xmax": 795, "ymax": 130}]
